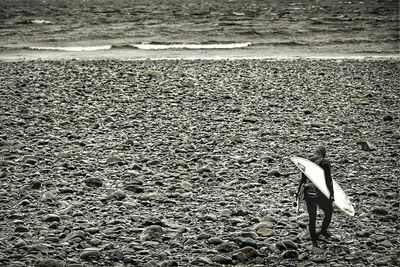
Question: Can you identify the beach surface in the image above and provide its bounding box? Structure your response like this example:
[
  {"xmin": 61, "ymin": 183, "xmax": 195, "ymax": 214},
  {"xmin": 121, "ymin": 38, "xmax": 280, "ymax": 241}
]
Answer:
[{"xmin": 0, "ymin": 59, "xmax": 399, "ymax": 266}]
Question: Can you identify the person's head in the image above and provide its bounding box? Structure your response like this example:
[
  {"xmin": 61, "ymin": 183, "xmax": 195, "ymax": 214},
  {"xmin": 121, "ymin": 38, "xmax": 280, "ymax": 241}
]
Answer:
[{"xmin": 314, "ymin": 145, "xmax": 326, "ymax": 158}]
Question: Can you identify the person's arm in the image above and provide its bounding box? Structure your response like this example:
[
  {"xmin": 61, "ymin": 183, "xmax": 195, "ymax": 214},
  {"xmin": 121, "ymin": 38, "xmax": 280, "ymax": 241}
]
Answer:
[
  {"xmin": 297, "ymin": 173, "xmax": 307, "ymax": 197},
  {"xmin": 322, "ymin": 161, "xmax": 334, "ymax": 201}
]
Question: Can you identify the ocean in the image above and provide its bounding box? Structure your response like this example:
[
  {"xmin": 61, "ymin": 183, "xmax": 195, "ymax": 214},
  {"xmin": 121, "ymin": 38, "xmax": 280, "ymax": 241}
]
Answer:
[{"xmin": 0, "ymin": 0, "xmax": 398, "ymax": 58}]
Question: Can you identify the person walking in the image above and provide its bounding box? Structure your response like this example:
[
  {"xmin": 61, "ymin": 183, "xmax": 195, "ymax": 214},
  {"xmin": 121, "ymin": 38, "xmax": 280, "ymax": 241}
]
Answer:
[{"xmin": 297, "ymin": 146, "xmax": 334, "ymax": 248}]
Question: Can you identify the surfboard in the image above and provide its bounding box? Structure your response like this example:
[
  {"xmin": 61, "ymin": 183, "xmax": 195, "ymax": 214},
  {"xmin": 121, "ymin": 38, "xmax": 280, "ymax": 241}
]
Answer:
[{"xmin": 291, "ymin": 157, "xmax": 355, "ymax": 216}]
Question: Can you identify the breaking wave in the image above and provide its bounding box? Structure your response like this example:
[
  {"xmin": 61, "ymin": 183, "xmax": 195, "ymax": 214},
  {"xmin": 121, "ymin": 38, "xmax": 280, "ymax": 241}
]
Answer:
[{"xmin": 28, "ymin": 42, "xmax": 252, "ymax": 52}]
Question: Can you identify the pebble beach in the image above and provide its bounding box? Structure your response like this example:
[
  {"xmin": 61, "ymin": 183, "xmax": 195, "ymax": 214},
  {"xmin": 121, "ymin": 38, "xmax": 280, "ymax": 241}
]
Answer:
[{"xmin": 0, "ymin": 59, "xmax": 399, "ymax": 266}]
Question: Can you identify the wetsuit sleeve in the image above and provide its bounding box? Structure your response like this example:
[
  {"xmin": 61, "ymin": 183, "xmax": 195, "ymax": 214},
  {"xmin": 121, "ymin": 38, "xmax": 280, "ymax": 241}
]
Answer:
[
  {"xmin": 321, "ymin": 161, "xmax": 334, "ymax": 199},
  {"xmin": 297, "ymin": 173, "xmax": 307, "ymax": 195}
]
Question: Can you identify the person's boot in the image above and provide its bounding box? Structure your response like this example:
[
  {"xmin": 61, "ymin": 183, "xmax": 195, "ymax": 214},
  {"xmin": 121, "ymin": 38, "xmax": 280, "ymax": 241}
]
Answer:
[{"xmin": 317, "ymin": 230, "xmax": 331, "ymax": 239}]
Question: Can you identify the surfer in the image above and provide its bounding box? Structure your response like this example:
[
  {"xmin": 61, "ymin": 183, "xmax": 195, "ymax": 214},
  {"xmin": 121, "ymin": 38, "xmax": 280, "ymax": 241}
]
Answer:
[{"xmin": 296, "ymin": 146, "xmax": 334, "ymax": 248}]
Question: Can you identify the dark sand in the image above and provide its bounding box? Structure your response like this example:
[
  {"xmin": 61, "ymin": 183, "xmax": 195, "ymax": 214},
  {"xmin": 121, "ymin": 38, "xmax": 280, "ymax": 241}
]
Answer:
[{"xmin": 0, "ymin": 59, "xmax": 399, "ymax": 266}]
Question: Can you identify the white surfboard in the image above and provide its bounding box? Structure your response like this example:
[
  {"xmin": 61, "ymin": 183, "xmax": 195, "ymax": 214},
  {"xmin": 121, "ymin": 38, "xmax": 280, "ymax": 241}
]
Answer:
[{"xmin": 291, "ymin": 157, "xmax": 355, "ymax": 216}]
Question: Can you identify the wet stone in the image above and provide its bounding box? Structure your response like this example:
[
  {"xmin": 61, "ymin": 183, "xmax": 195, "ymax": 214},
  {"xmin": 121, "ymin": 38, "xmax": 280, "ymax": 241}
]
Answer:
[
  {"xmin": 212, "ymin": 254, "xmax": 233, "ymax": 264},
  {"xmin": 282, "ymin": 250, "xmax": 299, "ymax": 259},
  {"xmin": 35, "ymin": 258, "xmax": 66, "ymax": 267},
  {"xmin": 43, "ymin": 214, "xmax": 61, "ymax": 223},
  {"xmin": 84, "ymin": 177, "xmax": 103, "ymax": 187},
  {"xmin": 80, "ymin": 247, "xmax": 100, "ymax": 260}
]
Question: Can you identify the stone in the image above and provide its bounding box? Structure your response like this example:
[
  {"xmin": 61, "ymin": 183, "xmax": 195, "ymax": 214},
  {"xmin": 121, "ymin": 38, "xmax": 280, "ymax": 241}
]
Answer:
[
  {"xmin": 212, "ymin": 255, "xmax": 233, "ymax": 264},
  {"xmin": 85, "ymin": 227, "xmax": 100, "ymax": 234},
  {"xmin": 380, "ymin": 240, "xmax": 392, "ymax": 248},
  {"xmin": 159, "ymin": 260, "xmax": 178, "ymax": 267},
  {"xmin": 267, "ymin": 169, "xmax": 282, "ymax": 177},
  {"xmin": 64, "ymin": 230, "xmax": 86, "ymax": 241},
  {"xmin": 220, "ymin": 209, "xmax": 232, "ymax": 218},
  {"xmin": 124, "ymin": 184, "xmax": 144, "ymax": 193},
  {"xmin": 15, "ymin": 226, "xmax": 29, "ymax": 233},
  {"xmin": 84, "ymin": 177, "xmax": 103, "ymax": 187},
  {"xmin": 218, "ymin": 241, "xmax": 239, "ymax": 252},
  {"xmin": 358, "ymin": 141, "xmax": 376, "ymax": 151},
  {"xmin": 257, "ymin": 228, "xmax": 276, "ymax": 237},
  {"xmin": 282, "ymin": 239, "xmax": 298, "ymax": 249},
  {"xmin": 109, "ymin": 189, "xmax": 126, "ymax": 200},
  {"xmin": 35, "ymin": 258, "xmax": 66, "ymax": 267},
  {"xmin": 106, "ymin": 155, "xmax": 123, "ymax": 165},
  {"xmin": 140, "ymin": 225, "xmax": 164, "ymax": 242},
  {"xmin": 208, "ymin": 237, "xmax": 224, "ymax": 245},
  {"xmin": 235, "ymin": 237, "xmax": 258, "ymax": 248},
  {"xmin": 43, "ymin": 214, "xmax": 61, "ymax": 223},
  {"xmin": 372, "ymin": 207, "xmax": 389, "ymax": 216},
  {"xmin": 80, "ymin": 248, "xmax": 100, "ymax": 260},
  {"xmin": 383, "ymin": 115, "xmax": 394, "ymax": 121},
  {"xmin": 282, "ymin": 250, "xmax": 298, "ymax": 259},
  {"xmin": 237, "ymin": 246, "xmax": 258, "ymax": 258},
  {"xmin": 252, "ymin": 221, "xmax": 273, "ymax": 230},
  {"xmin": 30, "ymin": 179, "xmax": 42, "ymax": 189}
]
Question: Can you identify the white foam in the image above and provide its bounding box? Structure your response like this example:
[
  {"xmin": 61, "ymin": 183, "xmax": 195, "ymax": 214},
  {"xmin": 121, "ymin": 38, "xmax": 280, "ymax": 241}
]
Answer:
[
  {"xmin": 30, "ymin": 45, "xmax": 112, "ymax": 52},
  {"xmin": 31, "ymin": 19, "xmax": 54, "ymax": 24},
  {"xmin": 132, "ymin": 43, "xmax": 252, "ymax": 50}
]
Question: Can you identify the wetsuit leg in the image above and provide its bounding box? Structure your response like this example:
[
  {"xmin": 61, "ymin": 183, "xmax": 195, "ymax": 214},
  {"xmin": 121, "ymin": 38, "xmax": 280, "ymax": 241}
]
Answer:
[
  {"xmin": 318, "ymin": 196, "xmax": 333, "ymax": 235},
  {"xmin": 305, "ymin": 196, "xmax": 318, "ymax": 245}
]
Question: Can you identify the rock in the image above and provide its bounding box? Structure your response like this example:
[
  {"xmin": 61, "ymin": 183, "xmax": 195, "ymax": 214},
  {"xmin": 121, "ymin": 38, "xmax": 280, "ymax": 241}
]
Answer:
[
  {"xmin": 372, "ymin": 207, "xmax": 389, "ymax": 216},
  {"xmin": 218, "ymin": 241, "xmax": 239, "ymax": 252},
  {"xmin": 252, "ymin": 221, "xmax": 273, "ymax": 230},
  {"xmin": 232, "ymin": 251, "xmax": 248, "ymax": 262},
  {"xmin": 145, "ymin": 70, "xmax": 161, "ymax": 78},
  {"xmin": 124, "ymin": 184, "xmax": 144, "ymax": 193},
  {"xmin": 84, "ymin": 177, "xmax": 103, "ymax": 187},
  {"xmin": 159, "ymin": 260, "xmax": 178, "ymax": 267},
  {"xmin": 106, "ymin": 155, "xmax": 123, "ymax": 165},
  {"xmin": 88, "ymin": 238, "xmax": 102, "ymax": 246},
  {"xmin": 15, "ymin": 226, "xmax": 29, "ymax": 233},
  {"xmin": 282, "ymin": 250, "xmax": 298, "ymax": 259},
  {"xmin": 220, "ymin": 209, "xmax": 232, "ymax": 218},
  {"xmin": 43, "ymin": 214, "xmax": 61, "ymax": 223},
  {"xmin": 237, "ymin": 246, "xmax": 258, "ymax": 258},
  {"xmin": 282, "ymin": 239, "xmax": 298, "ymax": 250},
  {"xmin": 208, "ymin": 237, "xmax": 224, "ymax": 245},
  {"xmin": 243, "ymin": 116, "xmax": 258, "ymax": 123},
  {"xmin": 80, "ymin": 248, "xmax": 100, "ymax": 260},
  {"xmin": 30, "ymin": 179, "xmax": 42, "ymax": 189},
  {"xmin": 383, "ymin": 115, "xmax": 394, "ymax": 121},
  {"xmin": 358, "ymin": 141, "xmax": 376, "ymax": 151},
  {"xmin": 109, "ymin": 189, "xmax": 126, "ymax": 200},
  {"xmin": 267, "ymin": 169, "xmax": 282, "ymax": 177},
  {"xmin": 235, "ymin": 237, "xmax": 258, "ymax": 248},
  {"xmin": 22, "ymin": 155, "xmax": 38, "ymax": 165},
  {"xmin": 380, "ymin": 240, "xmax": 392, "ymax": 248},
  {"xmin": 85, "ymin": 227, "xmax": 100, "ymax": 234},
  {"xmin": 200, "ymin": 213, "xmax": 217, "ymax": 221},
  {"xmin": 35, "ymin": 258, "xmax": 66, "ymax": 267},
  {"xmin": 257, "ymin": 228, "xmax": 276, "ymax": 237},
  {"xmin": 140, "ymin": 225, "xmax": 164, "ymax": 242},
  {"xmin": 0, "ymin": 171, "xmax": 6, "ymax": 178},
  {"xmin": 64, "ymin": 230, "xmax": 86, "ymax": 242},
  {"xmin": 239, "ymin": 231, "xmax": 258, "ymax": 239},
  {"xmin": 194, "ymin": 257, "xmax": 212, "ymax": 265},
  {"xmin": 212, "ymin": 255, "xmax": 233, "ymax": 264},
  {"xmin": 180, "ymin": 180, "xmax": 192, "ymax": 190}
]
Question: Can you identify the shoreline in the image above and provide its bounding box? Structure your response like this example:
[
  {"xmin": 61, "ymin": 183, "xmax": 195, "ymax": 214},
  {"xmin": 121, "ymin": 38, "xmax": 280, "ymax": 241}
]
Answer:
[{"xmin": 1, "ymin": 46, "xmax": 399, "ymax": 62}]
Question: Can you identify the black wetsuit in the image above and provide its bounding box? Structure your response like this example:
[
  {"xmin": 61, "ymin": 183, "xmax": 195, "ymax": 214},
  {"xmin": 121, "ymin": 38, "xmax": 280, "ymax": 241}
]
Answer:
[{"xmin": 300, "ymin": 157, "xmax": 334, "ymax": 244}]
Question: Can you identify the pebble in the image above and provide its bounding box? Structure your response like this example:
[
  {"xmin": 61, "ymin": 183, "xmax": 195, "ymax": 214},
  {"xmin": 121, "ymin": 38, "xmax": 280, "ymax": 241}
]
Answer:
[
  {"xmin": 212, "ymin": 254, "xmax": 233, "ymax": 264},
  {"xmin": 80, "ymin": 247, "xmax": 100, "ymax": 259},
  {"xmin": 140, "ymin": 225, "xmax": 164, "ymax": 242},
  {"xmin": 35, "ymin": 258, "xmax": 66, "ymax": 267},
  {"xmin": 84, "ymin": 177, "xmax": 103, "ymax": 187},
  {"xmin": 372, "ymin": 207, "xmax": 389, "ymax": 216},
  {"xmin": 282, "ymin": 250, "xmax": 299, "ymax": 259},
  {"xmin": 218, "ymin": 241, "xmax": 240, "ymax": 252},
  {"xmin": 43, "ymin": 214, "xmax": 61, "ymax": 223}
]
